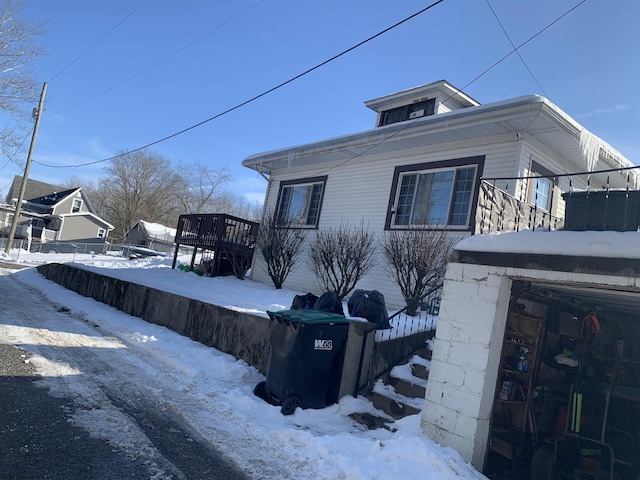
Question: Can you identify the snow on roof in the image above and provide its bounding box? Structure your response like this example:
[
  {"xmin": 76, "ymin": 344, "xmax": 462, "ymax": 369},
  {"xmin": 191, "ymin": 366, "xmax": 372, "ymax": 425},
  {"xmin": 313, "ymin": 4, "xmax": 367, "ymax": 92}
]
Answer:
[
  {"xmin": 456, "ymin": 230, "xmax": 640, "ymax": 259},
  {"xmin": 140, "ymin": 220, "xmax": 176, "ymax": 239}
]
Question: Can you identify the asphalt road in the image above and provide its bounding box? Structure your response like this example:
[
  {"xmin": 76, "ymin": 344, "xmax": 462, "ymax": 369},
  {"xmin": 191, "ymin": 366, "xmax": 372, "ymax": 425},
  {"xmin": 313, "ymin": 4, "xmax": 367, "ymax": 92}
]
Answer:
[{"xmin": 0, "ymin": 268, "xmax": 250, "ymax": 480}]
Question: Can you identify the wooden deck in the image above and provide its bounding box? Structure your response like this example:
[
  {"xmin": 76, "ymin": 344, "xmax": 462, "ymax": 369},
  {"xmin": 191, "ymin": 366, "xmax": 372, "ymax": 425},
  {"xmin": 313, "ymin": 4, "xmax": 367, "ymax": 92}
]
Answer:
[{"xmin": 172, "ymin": 213, "xmax": 259, "ymax": 279}]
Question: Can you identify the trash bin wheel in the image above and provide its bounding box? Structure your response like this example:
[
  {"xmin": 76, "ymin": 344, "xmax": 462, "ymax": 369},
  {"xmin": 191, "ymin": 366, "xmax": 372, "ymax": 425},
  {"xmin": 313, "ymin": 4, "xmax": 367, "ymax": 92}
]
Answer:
[
  {"xmin": 253, "ymin": 381, "xmax": 267, "ymax": 400},
  {"xmin": 280, "ymin": 395, "xmax": 302, "ymax": 416}
]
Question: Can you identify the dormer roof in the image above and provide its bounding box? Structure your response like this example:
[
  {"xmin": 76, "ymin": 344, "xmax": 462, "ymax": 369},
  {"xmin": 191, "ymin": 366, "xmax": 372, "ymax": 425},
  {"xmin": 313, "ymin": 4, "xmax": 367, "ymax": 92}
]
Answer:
[{"xmin": 364, "ymin": 80, "xmax": 480, "ymax": 114}]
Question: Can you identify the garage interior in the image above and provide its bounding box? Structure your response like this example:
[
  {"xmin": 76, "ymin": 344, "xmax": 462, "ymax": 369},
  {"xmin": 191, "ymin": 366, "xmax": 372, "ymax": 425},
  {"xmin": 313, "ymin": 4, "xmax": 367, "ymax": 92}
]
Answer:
[{"xmin": 485, "ymin": 280, "xmax": 640, "ymax": 480}]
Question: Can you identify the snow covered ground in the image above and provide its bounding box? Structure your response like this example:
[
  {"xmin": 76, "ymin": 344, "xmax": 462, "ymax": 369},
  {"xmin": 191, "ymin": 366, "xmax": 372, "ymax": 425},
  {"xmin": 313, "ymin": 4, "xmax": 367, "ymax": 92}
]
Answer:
[{"xmin": 0, "ymin": 249, "xmax": 485, "ymax": 479}]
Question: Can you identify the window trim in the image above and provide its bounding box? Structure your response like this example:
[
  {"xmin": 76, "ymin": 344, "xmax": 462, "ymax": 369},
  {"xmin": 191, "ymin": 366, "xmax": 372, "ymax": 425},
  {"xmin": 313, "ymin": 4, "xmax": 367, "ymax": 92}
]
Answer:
[
  {"xmin": 97, "ymin": 227, "xmax": 106, "ymax": 238},
  {"xmin": 385, "ymin": 156, "xmax": 485, "ymax": 230},
  {"xmin": 274, "ymin": 176, "xmax": 328, "ymax": 229}
]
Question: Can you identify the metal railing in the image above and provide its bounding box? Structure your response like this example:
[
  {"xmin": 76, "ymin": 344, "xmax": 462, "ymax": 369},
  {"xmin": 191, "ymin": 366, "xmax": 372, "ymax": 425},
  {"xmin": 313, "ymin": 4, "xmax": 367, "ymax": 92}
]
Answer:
[
  {"xmin": 476, "ymin": 180, "xmax": 563, "ymax": 234},
  {"xmin": 478, "ymin": 164, "xmax": 640, "ymax": 234},
  {"xmin": 357, "ymin": 284, "xmax": 442, "ymax": 394}
]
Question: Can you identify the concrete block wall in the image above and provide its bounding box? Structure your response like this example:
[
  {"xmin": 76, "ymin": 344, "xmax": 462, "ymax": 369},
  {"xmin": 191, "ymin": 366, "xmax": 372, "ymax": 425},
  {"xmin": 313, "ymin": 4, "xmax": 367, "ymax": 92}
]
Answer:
[
  {"xmin": 421, "ymin": 262, "xmax": 512, "ymax": 468},
  {"xmin": 421, "ymin": 258, "xmax": 640, "ymax": 471}
]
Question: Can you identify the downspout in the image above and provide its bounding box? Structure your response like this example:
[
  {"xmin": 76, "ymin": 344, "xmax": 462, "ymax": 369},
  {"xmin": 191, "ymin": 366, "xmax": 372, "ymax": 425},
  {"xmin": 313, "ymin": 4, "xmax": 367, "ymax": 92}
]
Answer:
[{"xmin": 247, "ymin": 169, "xmax": 271, "ymax": 281}]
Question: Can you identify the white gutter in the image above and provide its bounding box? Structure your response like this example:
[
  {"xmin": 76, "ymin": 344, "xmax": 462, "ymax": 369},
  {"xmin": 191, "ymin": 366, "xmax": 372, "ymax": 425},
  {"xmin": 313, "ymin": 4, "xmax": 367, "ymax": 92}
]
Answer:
[{"xmin": 242, "ymin": 95, "xmax": 552, "ymax": 170}]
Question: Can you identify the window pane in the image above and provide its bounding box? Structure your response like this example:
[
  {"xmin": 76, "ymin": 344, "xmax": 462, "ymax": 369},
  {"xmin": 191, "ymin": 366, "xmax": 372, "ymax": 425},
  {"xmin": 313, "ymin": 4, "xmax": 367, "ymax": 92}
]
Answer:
[
  {"xmin": 449, "ymin": 168, "xmax": 475, "ymax": 225},
  {"xmin": 277, "ymin": 188, "xmax": 293, "ymax": 224},
  {"xmin": 411, "ymin": 170, "xmax": 454, "ymax": 225},
  {"xmin": 307, "ymin": 184, "xmax": 323, "ymax": 225},
  {"xmin": 277, "ymin": 182, "xmax": 324, "ymax": 226},
  {"xmin": 532, "ymin": 178, "xmax": 551, "ymax": 210},
  {"xmin": 394, "ymin": 174, "xmax": 417, "ymax": 225},
  {"xmin": 287, "ymin": 186, "xmax": 313, "ymax": 224}
]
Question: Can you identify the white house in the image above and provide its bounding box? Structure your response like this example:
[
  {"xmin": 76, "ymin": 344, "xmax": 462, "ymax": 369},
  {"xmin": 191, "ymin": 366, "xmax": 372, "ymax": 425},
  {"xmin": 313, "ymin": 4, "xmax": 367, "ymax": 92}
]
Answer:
[{"xmin": 242, "ymin": 80, "xmax": 639, "ymax": 309}]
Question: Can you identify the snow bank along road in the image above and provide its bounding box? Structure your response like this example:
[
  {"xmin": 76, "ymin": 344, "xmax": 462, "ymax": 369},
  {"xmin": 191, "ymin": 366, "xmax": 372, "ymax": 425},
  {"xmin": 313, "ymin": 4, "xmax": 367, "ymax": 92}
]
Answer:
[{"xmin": 0, "ymin": 267, "xmax": 269, "ymax": 479}]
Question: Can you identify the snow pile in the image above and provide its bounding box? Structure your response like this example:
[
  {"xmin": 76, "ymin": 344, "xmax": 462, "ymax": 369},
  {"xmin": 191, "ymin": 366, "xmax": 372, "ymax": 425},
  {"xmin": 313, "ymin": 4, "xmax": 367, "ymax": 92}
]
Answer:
[{"xmin": 1, "ymin": 250, "xmax": 485, "ymax": 479}]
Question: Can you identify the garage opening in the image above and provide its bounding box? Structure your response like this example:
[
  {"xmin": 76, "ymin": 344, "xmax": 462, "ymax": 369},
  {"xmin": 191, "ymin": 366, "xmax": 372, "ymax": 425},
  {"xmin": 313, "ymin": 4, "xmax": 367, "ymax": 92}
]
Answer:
[{"xmin": 485, "ymin": 280, "xmax": 640, "ymax": 480}]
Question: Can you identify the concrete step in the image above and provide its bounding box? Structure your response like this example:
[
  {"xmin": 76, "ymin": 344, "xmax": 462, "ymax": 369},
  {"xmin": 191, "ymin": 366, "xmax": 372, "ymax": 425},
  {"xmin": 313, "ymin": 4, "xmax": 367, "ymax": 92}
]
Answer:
[
  {"xmin": 388, "ymin": 376, "xmax": 426, "ymax": 399},
  {"xmin": 368, "ymin": 391, "xmax": 422, "ymax": 420},
  {"xmin": 411, "ymin": 362, "xmax": 430, "ymax": 381},
  {"xmin": 416, "ymin": 347, "xmax": 432, "ymax": 361}
]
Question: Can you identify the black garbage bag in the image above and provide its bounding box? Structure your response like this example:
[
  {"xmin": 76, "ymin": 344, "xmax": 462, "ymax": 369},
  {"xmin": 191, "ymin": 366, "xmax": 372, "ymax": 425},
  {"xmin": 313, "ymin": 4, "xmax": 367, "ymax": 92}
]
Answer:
[
  {"xmin": 312, "ymin": 292, "xmax": 344, "ymax": 316},
  {"xmin": 348, "ymin": 290, "xmax": 390, "ymax": 329},
  {"xmin": 290, "ymin": 293, "xmax": 319, "ymax": 310}
]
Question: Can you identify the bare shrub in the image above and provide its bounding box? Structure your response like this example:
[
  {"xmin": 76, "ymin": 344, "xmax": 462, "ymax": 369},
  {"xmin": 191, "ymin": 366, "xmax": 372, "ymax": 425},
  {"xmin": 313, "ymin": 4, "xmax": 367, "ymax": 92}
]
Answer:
[
  {"xmin": 308, "ymin": 224, "xmax": 376, "ymax": 300},
  {"xmin": 381, "ymin": 228, "xmax": 457, "ymax": 315},
  {"xmin": 257, "ymin": 211, "xmax": 306, "ymax": 289}
]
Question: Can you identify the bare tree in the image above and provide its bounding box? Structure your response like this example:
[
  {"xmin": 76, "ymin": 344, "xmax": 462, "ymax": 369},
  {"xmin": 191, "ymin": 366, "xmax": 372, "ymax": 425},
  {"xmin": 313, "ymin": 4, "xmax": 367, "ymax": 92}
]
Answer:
[
  {"xmin": 92, "ymin": 149, "xmax": 182, "ymax": 240},
  {"xmin": 308, "ymin": 223, "xmax": 376, "ymax": 299},
  {"xmin": 174, "ymin": 162, "xmax": 232, "ymax": 213},
  {"xmin": 257, "ymin": 211, "xmax": 306, "ymax": 289},
  {"xmin": 0, "ymin": 0, "xmax": 45, "ymax": 159},
  {"xmin": 60, "ymin": 175, "xmax": 84, "ymax": 190},
  {"xmin": 381, "ymin": 228, "xmax": 457, "ymax": 316}
]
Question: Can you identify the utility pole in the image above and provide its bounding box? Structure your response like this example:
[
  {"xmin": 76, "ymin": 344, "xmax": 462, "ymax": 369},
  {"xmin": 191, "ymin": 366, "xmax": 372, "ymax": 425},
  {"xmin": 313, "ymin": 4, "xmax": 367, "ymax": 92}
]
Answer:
[{"xmin": 4, "ymin": 82, "xmax": 47, "ymax": 255}]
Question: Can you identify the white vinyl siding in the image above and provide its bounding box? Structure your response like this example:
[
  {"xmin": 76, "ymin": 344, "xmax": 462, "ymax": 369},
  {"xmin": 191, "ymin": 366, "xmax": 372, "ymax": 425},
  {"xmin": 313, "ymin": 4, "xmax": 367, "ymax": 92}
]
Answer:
[{"xmin": 252, "ymin": 137, "xmax": 523, "ymax": 309}]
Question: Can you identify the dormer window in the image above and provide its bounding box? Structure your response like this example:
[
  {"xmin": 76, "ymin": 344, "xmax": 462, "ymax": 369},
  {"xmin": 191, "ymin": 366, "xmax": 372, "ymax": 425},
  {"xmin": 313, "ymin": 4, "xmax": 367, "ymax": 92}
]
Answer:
[{"xmin": 379, "ymin": 98, "xmax": 435, "ymax": 127}]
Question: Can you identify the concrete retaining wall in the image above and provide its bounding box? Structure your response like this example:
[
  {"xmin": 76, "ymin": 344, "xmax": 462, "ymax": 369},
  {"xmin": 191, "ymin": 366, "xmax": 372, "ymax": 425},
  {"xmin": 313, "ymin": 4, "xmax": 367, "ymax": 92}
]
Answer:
[
  {"xmin": 36, "ymin": 263, "xmax": 374, "ymax": 401},
  {"xmin": 37, "ymin": 263, "xmax": 271, "ymax": 374}
]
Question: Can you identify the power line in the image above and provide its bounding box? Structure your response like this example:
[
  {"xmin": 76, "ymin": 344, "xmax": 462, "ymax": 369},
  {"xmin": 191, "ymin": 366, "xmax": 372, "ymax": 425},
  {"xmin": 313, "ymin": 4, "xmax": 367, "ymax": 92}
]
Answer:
[
  {"xmin": 484, "ymin": 0, "xmax": 549, "ymax": 98},
  {"xmin": 314, "ymin": 0, "xmax": 587, "ymax": 175},
  {"xmin": 48, "ymin": 1, "xmax": 149, "ymax": 83},
  {"xmin": 35, "ymin": 0, "xmax": 447, "ymax": 169},
  {"xmin": 52, "ymin": 0, "xmax": 266, "ymax": 116},
  {"xmin": 0, "ymin": 126, "xmax": 36, "ymax": 172}
]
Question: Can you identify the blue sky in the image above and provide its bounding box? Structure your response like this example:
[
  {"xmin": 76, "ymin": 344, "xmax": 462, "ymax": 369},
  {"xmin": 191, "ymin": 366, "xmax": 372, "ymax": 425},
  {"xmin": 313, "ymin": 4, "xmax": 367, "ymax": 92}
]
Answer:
[{"xmin": 2, "ymin": 0, "xmax": 639, "ymax": 205}]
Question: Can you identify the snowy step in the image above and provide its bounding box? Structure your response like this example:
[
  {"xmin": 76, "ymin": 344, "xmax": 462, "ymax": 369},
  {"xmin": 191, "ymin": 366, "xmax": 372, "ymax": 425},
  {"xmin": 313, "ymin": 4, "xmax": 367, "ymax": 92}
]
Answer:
[
  {"xmin": 368, "ymin": 391, "xmax": 422, "ymax": 420},
  {"xmin": 417, "ymin": 348, "xmax": 432, "ymax": 361},
  {"xmin": 411, "ymin": 363, "xmax": 430, "ymax": 381},
  {"xmin": 388, "ymin": 376, "xmax": 426, "ymax": 399},
  {"xmin": 348, "ymin": 412, "xmax": 397, "ymax": 432}
]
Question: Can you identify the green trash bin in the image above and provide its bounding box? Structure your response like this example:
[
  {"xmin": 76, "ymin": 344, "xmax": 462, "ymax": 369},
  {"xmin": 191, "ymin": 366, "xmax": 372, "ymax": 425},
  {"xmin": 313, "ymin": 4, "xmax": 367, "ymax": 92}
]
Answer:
[{"xmin": 255, "ymin": 309, "xmax": 350, "ymax": 415}]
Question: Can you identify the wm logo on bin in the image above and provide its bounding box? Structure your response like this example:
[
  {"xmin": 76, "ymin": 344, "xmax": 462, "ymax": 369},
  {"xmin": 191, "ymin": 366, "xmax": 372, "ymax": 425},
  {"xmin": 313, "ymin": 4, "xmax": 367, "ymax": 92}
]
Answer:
[{"xmin": 314, "ymin": 339, "xmax": 333, "ymax": 351}]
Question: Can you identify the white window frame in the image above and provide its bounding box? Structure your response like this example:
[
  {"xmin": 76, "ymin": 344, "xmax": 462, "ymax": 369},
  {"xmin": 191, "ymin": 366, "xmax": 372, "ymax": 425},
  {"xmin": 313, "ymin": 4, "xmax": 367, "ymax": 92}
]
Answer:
[
  {"xmin": 386, "ymin": 157, "xmax": 484, "ymax": 230},
  {"xmin": 531, "ymin": 177, "xmax": 552, "ymax": 211},
  {"xmin": 97, "ymin": 228, "xmax": 106, "ymax": 238},
  {"xmin": 72, "ymin": 198, "xmax": 83, "ymax": 213}
]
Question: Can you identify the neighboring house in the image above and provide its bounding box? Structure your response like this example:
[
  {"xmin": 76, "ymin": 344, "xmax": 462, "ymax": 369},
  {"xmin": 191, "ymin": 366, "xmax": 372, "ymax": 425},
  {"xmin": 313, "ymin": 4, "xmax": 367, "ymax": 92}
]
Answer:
[
  {"xmin": 1, "ymin": 176, "xmax": 114, "ymax": 245},
  {"xmin": 123, "ymin": 220, "xmax": 176, "ymax": 253},
  {"xmin": 242, "ymin": 80, "xmax": 639, "ymax": 308}
]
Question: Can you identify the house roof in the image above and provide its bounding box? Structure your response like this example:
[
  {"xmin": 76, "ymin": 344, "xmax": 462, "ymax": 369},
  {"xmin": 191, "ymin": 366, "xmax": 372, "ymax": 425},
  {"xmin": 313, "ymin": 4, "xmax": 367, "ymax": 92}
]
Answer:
[
  {"xmin": 26, "ymin": 187, "xmax": 80, "ymax": 206},
  {"xmin": 58, "ymin": 212, "xmax": 115, "ymax": 230},
  {"xmin": 242, "ymin": 92, "xmax": 636, "ymax": 185},
  {"xmin": 5, "ymin": 176, "xmax": 66, "ymax": 204}
]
